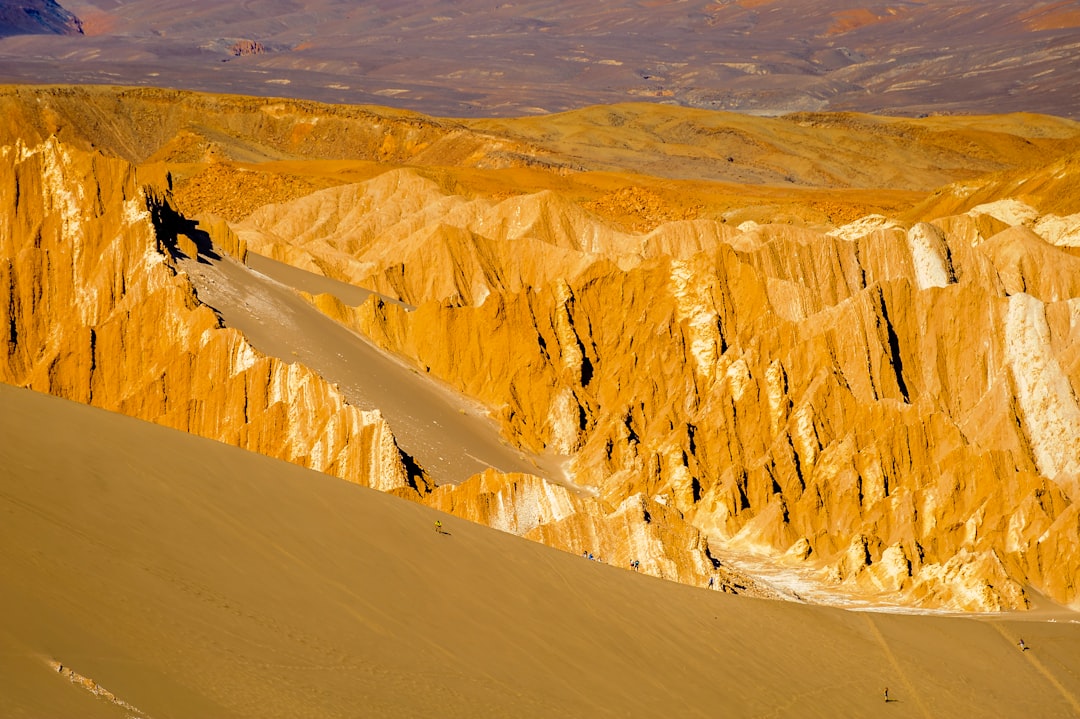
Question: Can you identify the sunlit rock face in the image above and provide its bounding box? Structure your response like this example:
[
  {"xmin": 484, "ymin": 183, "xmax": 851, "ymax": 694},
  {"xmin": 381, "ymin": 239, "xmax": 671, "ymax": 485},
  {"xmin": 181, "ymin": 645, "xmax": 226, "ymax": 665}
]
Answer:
[
  {"xmin": 0, "ymin": 139, "xmax": 422, "ymax": 497},
  {"xmin": 3, "ymin": 87, "xmax": 1080, "ymax": 611},
  {"xmin": 316, "ymin": 179, "xmax": 1080, "ymax": 612}
]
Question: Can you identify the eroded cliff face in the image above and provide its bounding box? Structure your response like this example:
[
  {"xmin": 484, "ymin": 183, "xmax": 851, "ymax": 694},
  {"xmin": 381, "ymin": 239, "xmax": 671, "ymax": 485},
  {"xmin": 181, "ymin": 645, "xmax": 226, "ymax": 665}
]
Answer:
[
  {"xmin": 426, "ymin": 469, "xmax": 771, "ymax": 595},
  {"xmin": 0, "ymin": 138, "xmax": 423, "ymax": 496},
  {"xmin": 315, "ymin": 178, "xmax": 1080, "ymax": 612},
  {"xmin": 5, "ymin": 88, "xmax": 1080, "ymax": 612},
  {"xmin": 0, "ymin": 135, "xmax": 733, "ymax": 595}
]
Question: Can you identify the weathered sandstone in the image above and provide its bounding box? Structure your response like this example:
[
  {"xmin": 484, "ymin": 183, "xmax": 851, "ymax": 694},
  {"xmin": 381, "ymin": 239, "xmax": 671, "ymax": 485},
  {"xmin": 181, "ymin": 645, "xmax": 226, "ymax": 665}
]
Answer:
[
  {"xmin": 5, "ymin": 88, "xmax": 1080, "ymax": 611},
  {"xmin": 314, "ymin": 177, "xmax": 1080, "ymax": 611},
  {"xmin": 1, "ymin": 138, "xmax": 423, "ymax": 496}
]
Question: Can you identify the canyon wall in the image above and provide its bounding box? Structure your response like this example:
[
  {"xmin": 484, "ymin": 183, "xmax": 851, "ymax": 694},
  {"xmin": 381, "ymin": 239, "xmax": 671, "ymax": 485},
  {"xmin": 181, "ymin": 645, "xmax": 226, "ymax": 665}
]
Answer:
[
  {"xmin": 0, "ymin": 138, "xmax": 423, "ymax": 496},
  {"xmin": 4, "ymin": 89, "xmax": 1079, "ymax": 610},
  {"xmin": 0, "ymin": 136, "xmax": 733, "ymax": 592},
  {"xmin": 312, "ymin": 180, "xmax": 1080, "ymax": 611}
]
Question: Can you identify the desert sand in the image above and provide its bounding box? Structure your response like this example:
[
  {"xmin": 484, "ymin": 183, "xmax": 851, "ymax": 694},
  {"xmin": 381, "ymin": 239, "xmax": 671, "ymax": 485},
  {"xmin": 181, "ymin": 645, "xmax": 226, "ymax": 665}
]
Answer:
[
  {"xmin": 3, "ymin": 382, "xmax": 1080, "ymax": 718},
  {"xmin": 181, "ymin": 248, "xmax": 560, "ymax": 485}
]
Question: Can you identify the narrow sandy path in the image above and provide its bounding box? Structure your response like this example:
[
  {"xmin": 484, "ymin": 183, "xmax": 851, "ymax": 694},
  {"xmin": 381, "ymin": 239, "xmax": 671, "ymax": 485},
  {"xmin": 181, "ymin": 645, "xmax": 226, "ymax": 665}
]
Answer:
[
  {"xmin": 181, "ymin": 250, "xmax": 560, "ymax": 485},
  {"xmin": 863, "ymin": 614, "xmax": 933, "ymax": 718}
]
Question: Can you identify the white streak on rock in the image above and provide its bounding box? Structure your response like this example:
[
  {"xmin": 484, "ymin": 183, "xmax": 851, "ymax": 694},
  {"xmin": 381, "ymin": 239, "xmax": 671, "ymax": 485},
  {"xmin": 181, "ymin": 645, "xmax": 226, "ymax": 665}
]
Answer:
[
  {"xmin": 670, "ymin": 259, "xmax": 720, "ymax": 378},
  {"xmin": 1004, "ymin": 293, "xmax": 1080, "ymax": 497},
  {"xmin": 969, "ymin": 199, "xmax": 1039, "ymax": 227},
  {"xmin": 907, "ymin": 223, "xmax": 953, "ymax": 290}
]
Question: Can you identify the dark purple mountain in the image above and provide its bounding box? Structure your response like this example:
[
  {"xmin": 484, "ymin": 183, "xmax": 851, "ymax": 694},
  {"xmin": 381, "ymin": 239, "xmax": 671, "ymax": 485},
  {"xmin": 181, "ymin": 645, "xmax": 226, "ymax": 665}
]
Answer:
[{"xmin": 0, "ymin": 0, "xmax": 82, "ymax": 38}]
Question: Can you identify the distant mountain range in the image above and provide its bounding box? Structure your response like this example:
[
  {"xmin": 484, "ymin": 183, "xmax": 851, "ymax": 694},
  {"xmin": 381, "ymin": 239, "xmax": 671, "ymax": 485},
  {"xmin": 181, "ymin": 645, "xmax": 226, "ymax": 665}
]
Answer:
[
  {"xmin": 0, "ymin": 0, "xmax": 1077, "ymax": 118},
  {"xmin": 0, "ymin": 0, "xmax": 82, "ymax": 37}
]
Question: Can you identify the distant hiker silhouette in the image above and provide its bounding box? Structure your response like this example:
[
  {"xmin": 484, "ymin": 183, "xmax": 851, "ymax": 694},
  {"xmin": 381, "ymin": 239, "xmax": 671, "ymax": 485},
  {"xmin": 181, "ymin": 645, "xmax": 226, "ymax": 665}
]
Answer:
[
  {"xmin": 434, "ymin": 520, "xmax": 443, "ymax": 534},
  {"xmin": 884, "ymin": 687, "xmax": 889, "ymax": 703},
  {"xmin": 708, "ymin": 576, "xmax": 715, "ymax": 588},
  {"xmin": 1018, "ymin": 638, "xmax": 1028, "ymax": 651}
]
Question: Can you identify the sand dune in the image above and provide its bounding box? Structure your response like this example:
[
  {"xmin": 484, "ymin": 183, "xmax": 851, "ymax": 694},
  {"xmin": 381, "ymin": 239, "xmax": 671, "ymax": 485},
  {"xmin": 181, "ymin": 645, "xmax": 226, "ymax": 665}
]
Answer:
[
  {"xmin": 2, "ymin": 383, "xmax": 1080, "ymax": 718},
  {"xmin": 179, "ymin": 247, "xmax": 557, "ymax": 485}
]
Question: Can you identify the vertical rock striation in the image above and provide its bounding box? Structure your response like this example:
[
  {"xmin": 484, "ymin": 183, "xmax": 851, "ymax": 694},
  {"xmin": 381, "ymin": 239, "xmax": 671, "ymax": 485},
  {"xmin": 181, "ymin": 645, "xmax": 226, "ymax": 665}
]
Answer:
[
  {"xmin": 1, "ymin": 138, "xmax": 421, "ymax": 497},
  {"xmin": 329, "ymin": 185, "xmax": 1080, "ymax": 611}
]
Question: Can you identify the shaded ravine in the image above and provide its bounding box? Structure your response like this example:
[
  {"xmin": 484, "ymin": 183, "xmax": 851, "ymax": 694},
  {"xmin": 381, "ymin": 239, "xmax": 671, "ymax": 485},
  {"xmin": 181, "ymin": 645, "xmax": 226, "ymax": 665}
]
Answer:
[{"xmin": 180, "ymin": 249, "xmax": 560, "ymax": 485}]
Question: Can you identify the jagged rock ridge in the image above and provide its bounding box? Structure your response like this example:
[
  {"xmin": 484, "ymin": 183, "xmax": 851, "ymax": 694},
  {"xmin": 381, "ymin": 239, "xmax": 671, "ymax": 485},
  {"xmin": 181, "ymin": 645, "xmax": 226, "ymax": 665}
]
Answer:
[
  {"xmin": 4, "ymin": 88, "xmax": 1080, "ymax": 610},
  {"xmin": 1, "ymin": 135, "xmax": 741, "ymax": 594},
  {"xmin": 311, "ymin": 177, "xmax": 1080, "ymax": 612},
  {"xmin": 0, "ymin": 138, "xmax": 421, "ymax": 497}
]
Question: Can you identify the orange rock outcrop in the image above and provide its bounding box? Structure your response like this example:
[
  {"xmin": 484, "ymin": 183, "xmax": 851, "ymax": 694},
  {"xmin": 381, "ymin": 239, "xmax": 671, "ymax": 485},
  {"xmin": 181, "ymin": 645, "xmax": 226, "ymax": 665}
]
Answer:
[
  {"xmin": 1, "ymin": 138, "xmax": 424, "ymax": 497},
  {"xmin": 5, "ymin": 87, "xmax": 1080, "ymax": 611},
  {"xmin": 323, "ymin": 181, "xmax": 1080, "ymax": 612}
]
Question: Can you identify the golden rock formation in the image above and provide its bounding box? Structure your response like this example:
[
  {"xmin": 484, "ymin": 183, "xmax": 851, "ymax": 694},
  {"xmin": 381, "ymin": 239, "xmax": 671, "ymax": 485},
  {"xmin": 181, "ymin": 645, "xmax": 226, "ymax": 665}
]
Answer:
[
  {"xmin": 0, "ymin": 138, "xmax": 423, "ymax": 497},
  {"xmin": 5, "ymin": 87, "xmax": 1080, "ymax": 612},
  {"xmin": 0, "ymin": 133, "xmax": 729, "ymax": 593},
  {"xmin": 317, "ymin": 176, "xmax": 1080, "ymax": 612},
  {"xmin": 426, "ymin": 469, "xmax": 771, "ymax": 594}
]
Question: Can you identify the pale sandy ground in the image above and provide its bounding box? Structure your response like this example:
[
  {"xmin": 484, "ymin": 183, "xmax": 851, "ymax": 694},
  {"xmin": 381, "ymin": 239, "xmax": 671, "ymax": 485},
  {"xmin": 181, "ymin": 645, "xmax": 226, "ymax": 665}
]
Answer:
[
  {"xmin": 180, "ymin": 249, "xmax": 563, "ymax": 485},
  {"xmin": 3, "ymin": 383, "xmax": 1080, "ymax": 718},
  {"xmin": 246, "ymin": 252, "xmax": 414, "ymax": 312}
]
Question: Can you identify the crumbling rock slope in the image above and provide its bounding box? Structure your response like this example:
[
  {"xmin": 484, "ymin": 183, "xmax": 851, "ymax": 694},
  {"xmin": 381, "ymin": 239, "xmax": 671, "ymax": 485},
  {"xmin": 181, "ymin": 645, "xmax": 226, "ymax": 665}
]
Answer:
[
  {"xmin": 5, "ymin": 87, "xmax": 1080, "ymax": 611},
  {"xmin": 0, "ymin": 138, "xmax": 421, "ymax": 496},
  {"xmin": 0, "ymin": 132, "xmax": 732, "ymax": 593},
  {"xmin": 327, "ymin": 184, "xmax": 1080, "ymax": 612}
]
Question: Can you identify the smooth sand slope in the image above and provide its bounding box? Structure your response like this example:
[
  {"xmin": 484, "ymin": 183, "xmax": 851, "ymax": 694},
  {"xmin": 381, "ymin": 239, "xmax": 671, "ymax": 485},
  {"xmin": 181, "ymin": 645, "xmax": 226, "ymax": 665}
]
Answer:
[
  {"xmin": 2, "ymin": 383, "xmax": 1080, "ymax": 718},
  {"xmin": 180, "ymin": 249, "xmax": 556, "ymax": 485}
]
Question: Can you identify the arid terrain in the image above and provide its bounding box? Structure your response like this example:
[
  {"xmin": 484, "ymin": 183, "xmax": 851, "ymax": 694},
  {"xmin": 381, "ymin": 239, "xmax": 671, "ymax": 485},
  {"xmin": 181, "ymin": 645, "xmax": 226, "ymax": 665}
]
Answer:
[
  {"xmin": 5, "ymin": 383, "xmax": 1080, "ymax": 718},
  {"xmin": 4, "ymin": 81, "xmax": 1080, "ymax": 602},
  {"xmin": 2, "ymin": 9, "xmax": 1080, "ymax": 710},
  {"xmin": 1, "ymin": 1, "xmax": 1079, "ymax": 118}
]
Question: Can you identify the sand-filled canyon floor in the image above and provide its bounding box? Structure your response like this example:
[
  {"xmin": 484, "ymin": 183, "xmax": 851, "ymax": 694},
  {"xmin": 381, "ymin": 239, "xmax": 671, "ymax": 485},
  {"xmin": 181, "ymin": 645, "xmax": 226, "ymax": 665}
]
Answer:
[{"xmin": 3, "ymin": 384, "xmax": 1080, "ymax": 718}]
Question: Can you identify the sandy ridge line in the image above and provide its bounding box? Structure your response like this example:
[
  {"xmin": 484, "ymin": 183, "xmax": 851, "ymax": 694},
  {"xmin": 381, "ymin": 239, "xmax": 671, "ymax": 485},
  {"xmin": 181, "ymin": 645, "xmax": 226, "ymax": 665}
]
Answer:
[
  {"xmin": 990, "ymin": 623, "xmax": 1080, "ymax": 715},
  {"xmin": 46, "ymin": 658, "xmax": 152, "ymax": 718},
  {"xmin": 862, "ymin": 614, "xmax": 933, "ymax": 718}
]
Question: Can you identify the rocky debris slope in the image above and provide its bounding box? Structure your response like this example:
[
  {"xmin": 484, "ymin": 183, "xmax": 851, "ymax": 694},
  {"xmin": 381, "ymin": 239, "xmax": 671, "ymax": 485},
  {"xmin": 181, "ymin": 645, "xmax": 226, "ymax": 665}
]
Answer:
[
  {"xmin": 0, "ymin": 138, "xmax": 422, "ymax": 496},
  {"xmin": 312, "ymin": 180, "xmax": 1080, "ymax": 612}
]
